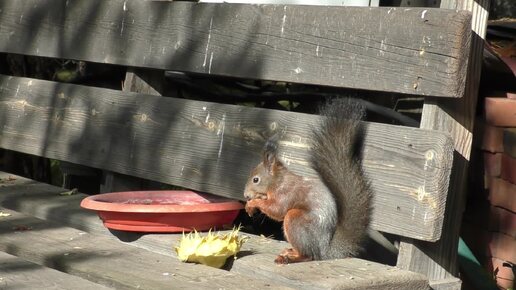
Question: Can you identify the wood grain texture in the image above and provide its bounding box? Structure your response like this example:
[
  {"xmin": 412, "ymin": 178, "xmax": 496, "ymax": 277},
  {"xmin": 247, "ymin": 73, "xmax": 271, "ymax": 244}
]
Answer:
[
  {"xmin": 0, "ymin": 172, "xmax": 284, "ymax": 249},
  {"xmin": 427, "ymin": 278, "xmax": 462, "ymax": 290},
  {"xmin": 0, "ymin": 208, "xmax": 292, "ymax": 290},
  {"xmin": 100, "ymin": 68, "xmax": 164, "ymax": 194},
  {"xmin": 0, "ymin": 75, "xmax": 454, "ymax": 241},
  {"xmin": 0, "ymin": 0, "xmax": 471, "ymax": 97},
  {"xmin": 0, "ymin": 252, "xmax": 113, "ymax": 290},
  {"xmin": 397, "ymin": 0, "xmax": 490, "ymax": 285},
  {"xmin": 0, "ymin": 208, "xmax": 428, "ymax": 290},
  {"xmin": 122, "ymin": 68, "xmax": 165, "ymax": 96},
  {"xmin": 229, "ymin": 253, "xmax": 429, "ymax": 290},
  {"xmin": 0, "ymin": 173, "xmax": 430, "ymax": 290}
]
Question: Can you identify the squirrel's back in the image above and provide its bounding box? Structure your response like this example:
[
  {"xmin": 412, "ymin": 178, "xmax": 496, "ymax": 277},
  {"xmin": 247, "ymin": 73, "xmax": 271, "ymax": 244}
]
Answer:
[{"xmin": 311, "ymin": 98, "xmax": 372, "ymax": 259}]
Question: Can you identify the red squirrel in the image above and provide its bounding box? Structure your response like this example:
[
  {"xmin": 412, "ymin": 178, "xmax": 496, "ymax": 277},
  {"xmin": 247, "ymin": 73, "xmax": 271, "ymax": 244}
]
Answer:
[{"xmin": 243, "ymin": 98, "xmax": 372, "ymax": 264}]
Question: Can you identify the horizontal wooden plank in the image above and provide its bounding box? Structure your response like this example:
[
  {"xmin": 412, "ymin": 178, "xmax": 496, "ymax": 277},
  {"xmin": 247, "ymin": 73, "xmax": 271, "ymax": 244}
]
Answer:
[
  {"xmin": 0, "ymin": 251, "xmax": 113, "ymax": 290},
  {"xmin": 0, "ymin": 171, "xmax": 287, "ymax": 251},
  {"xmin": 0, "ymin": 209, "xmax": 428, "ymax": 290},
  {"xmin": 0, "ymin": 207, "xmax": 292, "ymax": 290},
  {"xmin": 0, "ymin": 0, "xmax": 471, "ymax": 97},
  {"xmin": 0, "ymin": 173, "xmax": 429, "ymax": 290},
  {"xmin": 0, "ymin": 75, "xmax": 454, "ymax": 241}
]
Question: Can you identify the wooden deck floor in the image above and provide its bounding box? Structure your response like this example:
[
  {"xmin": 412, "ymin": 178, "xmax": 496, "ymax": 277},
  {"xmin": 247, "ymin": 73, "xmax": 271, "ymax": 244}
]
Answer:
[{"xmin": 0, "ymin": 172, "xmax": 429, "ymax": 289}]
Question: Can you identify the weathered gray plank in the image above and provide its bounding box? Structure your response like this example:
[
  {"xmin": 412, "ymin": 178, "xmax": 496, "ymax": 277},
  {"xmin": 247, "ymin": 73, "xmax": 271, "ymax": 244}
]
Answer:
[
  {"xmin": 0, "ymin": 0, "xmax": 470, "ymax": 97},
  {"xmin": 0, "ymin": 208, "xmax": 428, "ymax": 290},
  {"xmin": 0, "ymin": 171, "xmax": 285, "ymax": 251},
  {"xmin": 427, "ymin": 278, "xmax": 462, "ymax": 290},
  {"xmin": 0, "ymin": 174, "xmax": 109, "ymax": 236},
  {"xmin": 0, "ymin": 173, "xmax": 430, "ymax": 290},
  {"xmin": 0, "ymin": 171, "xmax": 287, "ymax": 255},
  {"xmin": 0, "ymin": 75, "xmax": 454, "ymax": 241},
  {"xmin": 230, "ymin": 253, "xmax": 429, "ymax": 290},
  {"xmin": 0, "ymin": 251, "xmax": 114, "ymax": 290},
  {"xmin": 396, "ymin": 0, "xmax": 490, "ymax": 286},
  {"xmin": 0, "ymin": 207, "xmax": 292, "ymax": 290},
  {"xmin": 100, "ymin": 68, "xmax": 164, "ymax": 194}
]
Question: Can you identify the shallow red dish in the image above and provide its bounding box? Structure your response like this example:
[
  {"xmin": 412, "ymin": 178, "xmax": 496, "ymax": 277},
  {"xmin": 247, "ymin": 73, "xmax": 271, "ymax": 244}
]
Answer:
[{"xmin": 80, "ymin": 190, "xmax": 243, "ymax": 233}]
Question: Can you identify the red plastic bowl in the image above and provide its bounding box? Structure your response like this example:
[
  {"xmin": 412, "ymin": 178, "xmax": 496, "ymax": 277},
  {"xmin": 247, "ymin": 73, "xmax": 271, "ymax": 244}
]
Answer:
[{"xmin": 80, "ymin": 191, "xmax": 243, "ymax": 233}]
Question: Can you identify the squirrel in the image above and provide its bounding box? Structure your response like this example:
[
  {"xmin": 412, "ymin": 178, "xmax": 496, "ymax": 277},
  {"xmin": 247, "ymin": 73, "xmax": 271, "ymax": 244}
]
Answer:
[{"xmin": 243, "ymin": 98, "xmax": 373, "ymax": 264}]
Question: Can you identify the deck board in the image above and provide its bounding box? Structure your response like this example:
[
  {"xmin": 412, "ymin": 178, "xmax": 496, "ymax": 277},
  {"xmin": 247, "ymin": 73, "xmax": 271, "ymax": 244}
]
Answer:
[
  {"xmin": 0, "ymin": 251, "xmax": 114, "ymax": 290},
  {"xmin": 0, "ymin": 207, "xmax": 292, "ymax": 290},
  {"xmin": 0, "ymin": 172, "xmax": 429, "ymax": 289}
]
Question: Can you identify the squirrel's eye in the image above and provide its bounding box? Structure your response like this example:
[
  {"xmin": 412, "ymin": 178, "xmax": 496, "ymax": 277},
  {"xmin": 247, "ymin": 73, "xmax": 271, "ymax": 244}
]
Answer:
[{"xmin": 252, "ymin": 177, "xmax": 260, "ymax": 184}]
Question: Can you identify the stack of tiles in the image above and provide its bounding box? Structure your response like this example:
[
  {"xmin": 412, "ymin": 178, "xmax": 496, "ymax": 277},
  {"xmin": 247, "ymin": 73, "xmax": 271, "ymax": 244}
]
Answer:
[{"xmin": 463, "ymin": 93, "xmax": 515, "ymax": 290}]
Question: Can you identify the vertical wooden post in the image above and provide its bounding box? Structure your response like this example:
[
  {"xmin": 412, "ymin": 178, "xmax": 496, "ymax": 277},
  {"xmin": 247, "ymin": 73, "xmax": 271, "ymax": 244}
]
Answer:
[
  {"xmin": 100, "ymin": 68, "xmax": 165, "ymax": 193},
  {"xmin": 396, "ymin": 0, "xmax": 490, "ymax": 289}
]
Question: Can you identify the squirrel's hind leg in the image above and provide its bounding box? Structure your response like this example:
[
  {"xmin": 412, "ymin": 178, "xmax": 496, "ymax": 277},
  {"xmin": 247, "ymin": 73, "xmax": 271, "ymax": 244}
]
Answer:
[
  {"xmin": 274, "ymin": 248, "xmax": 312, "ymax": 264},
  {"xmin": 278, "ymin": 248, "xmax": 294, "ymax": 256},
  {"xmin": 277, "ymin": 209, "xmax": 319, "ymax": 264}
]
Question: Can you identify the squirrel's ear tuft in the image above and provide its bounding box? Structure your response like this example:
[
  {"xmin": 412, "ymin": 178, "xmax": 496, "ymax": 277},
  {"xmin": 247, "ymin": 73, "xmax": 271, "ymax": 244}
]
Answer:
[
  {"xmin": 263, "ymin": 134, "xmax": 282, "ymax": 174},
  {"xmin": 264, "ymin": 135, "xmax": 279, "ymax": 159}
]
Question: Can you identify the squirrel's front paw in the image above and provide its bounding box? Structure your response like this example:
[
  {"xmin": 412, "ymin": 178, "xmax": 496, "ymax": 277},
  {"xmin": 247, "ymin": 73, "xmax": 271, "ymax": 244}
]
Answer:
[
  {"xmin": 274, "ymin": 255, "xmax": 289, "ymax": 264},
  {"xmin": 245, "ymin": 203, "xmax": 257, "ymax": 216}
]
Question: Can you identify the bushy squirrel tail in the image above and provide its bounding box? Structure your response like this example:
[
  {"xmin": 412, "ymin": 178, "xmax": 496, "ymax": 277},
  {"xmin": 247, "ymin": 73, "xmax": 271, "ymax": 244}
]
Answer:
[{"xmin": 310, "ymin": 98, "xmax": 373, "ymax": 258}]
